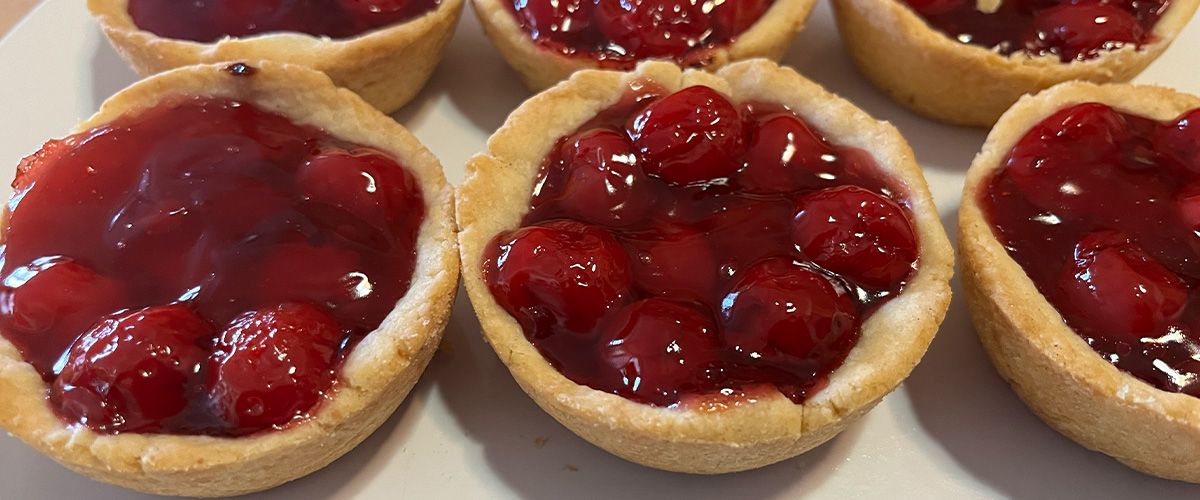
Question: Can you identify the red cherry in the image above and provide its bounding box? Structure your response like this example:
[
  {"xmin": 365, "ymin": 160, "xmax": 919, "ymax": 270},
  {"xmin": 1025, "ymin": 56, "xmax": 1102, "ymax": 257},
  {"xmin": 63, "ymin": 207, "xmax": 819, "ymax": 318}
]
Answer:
[
  {"xmin": 52, "ymin": 305, "xmax": 212, "ymax": 433},
  {"xmin": 1034, "ymin": 4, "xmax": 1144, "ymax": 61},
  {"xmin": 483, "ymin": 220, "xmax": 633, "ymax": 334},
  {"xmin": 297, "ymin": 148, "xmax": 424, "ymax": 238},
  {"xmin": 513, "ymin": 0, "xmax": 593, "ymax": 37},
  {"xmin": 710, "ymin": 0, "xmax": 772, "ymax": 36},
  {"xmin": 1023, "ymin": 103, "xmax": 1129, "ymax": 162},
  {"xmin": 720, "ymin": 258, "xmax": 859, "ymax": 362},
  {"xmin": 735, "ymin": 112, "xmax": 835, "ymax": 194},
  {"xmin": 208, "ymin": 302, "xmax": 344, "ymax": 432},
  {"xmin": 1155, "ymin": 109, "xmax": 1200, "ymax": 174},
  {"xmin": 1057, "ymin": 231, "xmax": 1187, "ymax": 339},
  {"xmin": 1005, "ymin": 103, "xmax": 1130, "ymax": 215},
  {"xmin": 792, "ymin": 186, "xmax": 918, "ymax": 289},
  {"xmin": 623, "ymin": 224, "xmax": 718, "ymax": 302},
  {"xmin": 0, "ymin": 258, "xmax": 126, "ymax": 375},
  {"xmin": 903, "ymin": 0, "xmax": 967, "ymax": 16},
  {"xmin": 536, "ymin": 128, "xmax": 655, "ymax": 226},
  {"xmin": 594, "ymin": 0, "xmax": 710, "ymax": 58},
  {"xmin": 627, "ymin": 86, "xmax": 745, "ymax": 185},
  {"xmin": 599, "ymin": 298, "xmax": 720, "ymax": 405}
]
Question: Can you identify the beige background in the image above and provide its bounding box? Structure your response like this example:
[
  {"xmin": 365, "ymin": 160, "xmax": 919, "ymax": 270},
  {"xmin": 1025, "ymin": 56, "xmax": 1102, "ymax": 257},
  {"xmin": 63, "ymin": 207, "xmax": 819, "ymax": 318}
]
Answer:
[{"xmin": 2, "ymin": 0, "xmax": 39, "ymax": 37}]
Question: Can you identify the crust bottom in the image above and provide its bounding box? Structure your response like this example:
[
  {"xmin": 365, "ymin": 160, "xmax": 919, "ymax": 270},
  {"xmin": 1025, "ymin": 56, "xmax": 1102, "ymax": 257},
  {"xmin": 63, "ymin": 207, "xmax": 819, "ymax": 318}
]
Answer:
[
  {"xmin": 960, "ymin": 81, "xmax": 1200, "ymax": 483},
  {"xmin": 831, "ymin": 0, "xmax": 1198, "ymax": 127},
  {"xmin": 526, "ymin": 376, "xmax": 881, "ymax": 474}
]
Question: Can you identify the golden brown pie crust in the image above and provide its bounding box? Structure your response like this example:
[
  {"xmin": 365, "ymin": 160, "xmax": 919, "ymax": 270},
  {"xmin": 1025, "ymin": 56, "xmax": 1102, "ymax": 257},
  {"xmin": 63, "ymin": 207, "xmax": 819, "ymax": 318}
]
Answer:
[
  {"xmin": 0, "ymin": 62, "xmax": 459, "ymax": 497},
  {"xmin": 960, "ymin": 81, "xmax": 1200, "ymax": 482},
  {"xmin": 87, "ymin": 0, "xmax": 464, "ymax": 114},
  {"xmin": 457, "ymin": 59, "xmax": 954, "ymax": 474},
  {"xmin": 832, "ymin": 0, "xmax": 1200, "ymax": 127},
  {"xmin": 471, "ymin": 0, "xmax": 816, "ymax": 91}
]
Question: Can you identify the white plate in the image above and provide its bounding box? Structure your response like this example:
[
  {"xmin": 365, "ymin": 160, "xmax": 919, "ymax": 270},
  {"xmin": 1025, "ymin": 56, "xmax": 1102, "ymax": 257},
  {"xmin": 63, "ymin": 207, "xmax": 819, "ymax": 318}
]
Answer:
[{"xmin": 2, "ymin": 2, "xmax": 1200, "ymax": 498}]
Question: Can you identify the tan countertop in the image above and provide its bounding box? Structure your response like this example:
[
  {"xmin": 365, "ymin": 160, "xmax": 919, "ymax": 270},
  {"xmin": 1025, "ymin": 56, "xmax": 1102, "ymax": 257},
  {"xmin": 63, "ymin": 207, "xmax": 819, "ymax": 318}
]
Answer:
[{"xmin": 2, "ymin": 0, "xmax": 40, "ymax": 37}]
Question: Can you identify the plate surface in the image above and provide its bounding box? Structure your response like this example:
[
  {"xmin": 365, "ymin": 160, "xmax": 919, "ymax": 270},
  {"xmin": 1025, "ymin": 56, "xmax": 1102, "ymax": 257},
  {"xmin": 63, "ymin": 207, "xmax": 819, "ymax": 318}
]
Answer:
[{"xmin": 1, "ymin": 2, "xmax": 1199, "ymax": 498}]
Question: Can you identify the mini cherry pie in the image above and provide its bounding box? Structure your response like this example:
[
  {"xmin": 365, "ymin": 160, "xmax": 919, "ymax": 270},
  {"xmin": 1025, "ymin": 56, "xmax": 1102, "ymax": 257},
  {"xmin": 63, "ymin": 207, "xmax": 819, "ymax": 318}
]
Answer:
[
  {"xmin": 961, "ymin": 81, "xmax": 1200, "ymax": 482},
  {"xmin": 832, "ymin": 0, "xmax": 1199, "ymax": 126},
  {"xmin": 458, "ymin": 59, "xmax": 953, "ymax": 473},
  {"xmin": 472, "ymin": 0, "xmax": 817, "ymax": 90},
  {"xmin": 87, "ymin": 0, "xmax": 465, "ymax": 113},
  {"xmin": 0, "ymin": 62, "xmax": 458, "ymax": 496}
]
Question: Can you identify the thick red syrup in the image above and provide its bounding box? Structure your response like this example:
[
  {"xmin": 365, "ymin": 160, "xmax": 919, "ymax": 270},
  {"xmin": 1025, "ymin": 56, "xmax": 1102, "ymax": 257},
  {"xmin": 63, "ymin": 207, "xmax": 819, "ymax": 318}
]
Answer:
[
  {"xmin": 3, "ymin": 97, "xmax": 425, "ymax": 435},
  {"xmin": 984, "ymin": 102, "xmax": 1200, "ymax": 395},
  {"xmin": 483, "ymin": 84, "xmax": 920, "ymax": 406},
  {"xmin": 128, "ymin": 0, "xmax": 441, "ymax": 43},
  {"xmin": 902, "ymin": 0, "xmax": 1171, "ymax": 62},
  {"xmin": 509, "ymin": 0, "xmax": 774, "ymax": 68}
]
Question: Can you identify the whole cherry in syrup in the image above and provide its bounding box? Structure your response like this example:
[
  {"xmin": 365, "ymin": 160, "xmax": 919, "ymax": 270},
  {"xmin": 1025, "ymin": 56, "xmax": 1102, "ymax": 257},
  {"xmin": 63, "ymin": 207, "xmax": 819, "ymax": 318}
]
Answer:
[
  {"xmin": 985, "ymin": 101, "xmax": 1200, "ymax": 396},
  {"xmin": 127, "ymin": 0, "xmax": 442, "ymax": 43},
  {"xmin": 509, "ymin": 0, "xmax": 775, "ymax": 68},
  {"xmin": 1, "ymin": 97, "xmax": 425, "ymax": 435},
  {"xmin": 902, "ymin": 0, "xmax": 1171, "ymax": 62},
  {"xmin": 484, "ymin": 85, "xmax": 921, "ymax": 406}
]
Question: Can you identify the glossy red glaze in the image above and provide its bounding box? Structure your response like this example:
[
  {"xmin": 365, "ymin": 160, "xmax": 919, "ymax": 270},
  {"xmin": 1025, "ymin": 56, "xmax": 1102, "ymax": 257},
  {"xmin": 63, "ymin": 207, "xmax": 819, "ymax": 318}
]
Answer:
[
  {"xmin": 52, "ymin": 305, "xmax": 214, "ymax": 434},
  {"xmin": 127, "ymin": 0, "xmax": 441, "ymax": 43},
  {"xmin": 902, "ymin": 0, "xmax": 1170, "ymax": 62},
  {"xmin": 629, "ymin": 86, "xmax": 746, "ymax": 186},
  {"xmin": 720, "ymin": 258, "xmax": 860, "ymax": 366},
  {"xmin": 984, "ymin": 102, "xmax": 1200, "ymax": 396},
  {"xmin": 535, "ymin": 127, "xmax": 655, "ymax": 227},
  {"xmin": 792, "ymin": 186, "xmax": 918, "ymax": 289},
  {"xmin": 483, "ymin": 219, "xmax": 633, "ymax": 335},
  {"xmin": 509, "ymin": 0, "xmax": 774, "ymax": 68},
  {"xmin": 600, "ymin": 298, "xmax": 721, "ymax": 403},
  {"xmin": 208, "ymin": 303, "xmax": 344, "ymax": 433},
  {"xmin": 484, "ymin": 86, "xmax": 919, "ymax": 406},
  {"xmin": 2, "ymin": 97, "xmax": 425, "ymax": 435}
]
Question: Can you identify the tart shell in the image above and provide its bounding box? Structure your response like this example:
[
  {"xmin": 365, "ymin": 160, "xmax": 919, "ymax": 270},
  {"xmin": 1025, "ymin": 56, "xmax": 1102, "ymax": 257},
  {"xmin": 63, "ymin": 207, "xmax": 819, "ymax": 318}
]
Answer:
[
  {"xmin": 831, "ymin": 0, "xmax": 1200, "ymax": 127},
  {"xmin": 960, "ymin": 81, "xmax": 1200, "ymax": 482},
  {"xmin": 457, "ymin": 59, "xmax": 954, "ymax": 473},
  {"xmin": 87, "ymin": 0, "xmax": 465, "ymax": 114},
  {"xmin": 471, "ymin": 0, "xmax": 816, "ymax": 91},
  {"xmin": 0, "ymin": 62, "xmax": 460, "ymax": 497}
]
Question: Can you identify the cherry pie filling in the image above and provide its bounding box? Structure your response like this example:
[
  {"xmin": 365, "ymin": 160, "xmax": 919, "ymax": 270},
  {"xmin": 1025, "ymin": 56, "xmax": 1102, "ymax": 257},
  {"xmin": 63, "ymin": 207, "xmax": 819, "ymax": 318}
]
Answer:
[
  {"xmin": 482, "ymin": 85, "xmax": 921, "ymax": 406},
  {"xmin": 984, "ymin": 102, "xmax": 1200, "ymax": 395},
  {"xmin": 508, "ymin": 0, "xmax": 775, "ymax": 68},
  {"xmin": 1, "ymin": 97, "xmax": 425, "ymax": 436},
  {"xmin": 127, "ymin": 0, "xmax": 442, "ymax": 43},
  {"xmin": 902, "ymin": 0, "xmax": 1171, "ymax": 62}
]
